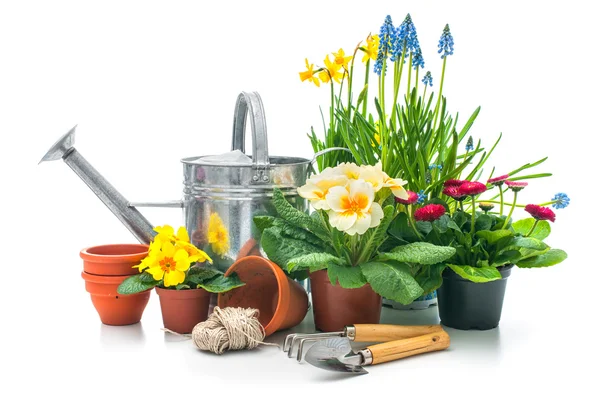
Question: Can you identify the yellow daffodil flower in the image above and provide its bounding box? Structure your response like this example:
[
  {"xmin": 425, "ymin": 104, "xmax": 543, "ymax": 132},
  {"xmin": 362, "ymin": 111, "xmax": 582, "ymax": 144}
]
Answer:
[
  {"xmin": 298, "ymin": 168, "xmax": 348, "ymax": 210},
  {"xmin": 332, "ymin": 48, "xmax": 353, "ymax": 70},
  {"xmin": 319, "ymin": 55, "xmax": 344, "ymax": 84},
  {"xmin": 208, "ymin": 213, "xmax": 230, "ymax": 257},
  {"xmin": 299, "ymin": 58, "xmax": 320, "ymax": 87},
  {"xmin": 333, "ymin": 162, "xmax": 361, "ymax": 180},
  {"xmin": 326, "ymin": 180, "xmax": 384, "ymax": 235},
  {"xmin": 361, "ymin": 34, "xmax": 379, "ymax": 63},
  {"xmin": 145, "ymin": 240, "xmax": 191, "ymax": 287}
]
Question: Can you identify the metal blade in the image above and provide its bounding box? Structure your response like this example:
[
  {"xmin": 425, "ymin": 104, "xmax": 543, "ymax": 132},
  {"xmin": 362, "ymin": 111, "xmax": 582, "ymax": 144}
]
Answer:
[{"xmin": 305, "ymin": 338, "xmax": 367, "ymax": 375}]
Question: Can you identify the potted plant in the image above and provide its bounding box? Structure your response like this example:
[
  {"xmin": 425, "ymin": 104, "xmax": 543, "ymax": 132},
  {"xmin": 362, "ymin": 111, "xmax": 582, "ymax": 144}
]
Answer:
[
  {"xmin": 117, "ymin": 225, "xmax": 244, "ymax": 333},
  {"xmin": 254, "ymin": 165, "xmax": 456, "ymax": 332},
  {"xmin": 388, "ymin": 178, "xmax": 569, "ymax": 330}
]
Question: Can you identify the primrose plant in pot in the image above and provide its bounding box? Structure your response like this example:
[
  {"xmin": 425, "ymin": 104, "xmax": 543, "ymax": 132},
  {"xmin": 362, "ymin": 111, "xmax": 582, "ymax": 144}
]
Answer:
[
  {"xmin": 117, "ymin": 225, "xmax": 244, "ymax": 334},
  {"xmin": 255, "ymin": 163, "xmax": 456, "ymax": 332},
  {"xmin": 389, "ymin": 177, "xmax": 569, "ymax": 330}
]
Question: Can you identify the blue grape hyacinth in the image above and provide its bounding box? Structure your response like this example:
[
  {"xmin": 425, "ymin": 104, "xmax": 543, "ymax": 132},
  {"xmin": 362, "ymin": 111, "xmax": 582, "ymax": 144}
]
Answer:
[
  {"xmin": 417, "ymin": 189, "xmax": 426, "ymax": 204},
  {"xmin": 438, "ymin": 24, "xmax": 454, "ymax": 59},
  {"xmin": 465, "ymin": 136, "xmax": 474, "ymax": 151},
  {"xmin": 392, "ymin": 13, "xmax": 420, "ymax": 63},
  {"xmin": 412, "ymin": 47, "xmax": 425, "ymax": 70},
  {"xmin": 551, "ymin": 193, "xmax": 570, "ymax": 209},
  {"xmin": 422, "ymin": 71, "xmax": 433, "ymax": 87},
  {"xmin": 374, "ymin": 15, "xmax": 396, "ymax": 75}
]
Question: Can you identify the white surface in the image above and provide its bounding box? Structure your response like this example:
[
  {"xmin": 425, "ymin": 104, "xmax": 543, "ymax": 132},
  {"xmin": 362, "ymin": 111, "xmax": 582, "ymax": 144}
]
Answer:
[{"xmin": 1, "ymin": 0, "xmax": 598, "ymax": 398}]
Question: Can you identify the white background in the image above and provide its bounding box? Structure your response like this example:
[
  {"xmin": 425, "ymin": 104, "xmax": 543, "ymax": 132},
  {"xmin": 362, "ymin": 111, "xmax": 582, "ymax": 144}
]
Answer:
[{"xmin": 1, "ymin": 0, "xmax": 598, "ymax": 398}]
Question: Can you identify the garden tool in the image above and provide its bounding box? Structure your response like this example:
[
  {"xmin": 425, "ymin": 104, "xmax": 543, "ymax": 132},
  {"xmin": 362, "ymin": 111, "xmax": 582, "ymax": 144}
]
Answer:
[
  {"xmin": 284, "ymin": 324, "xmax": 443, "ymax": 362},
  {"xmin": 305, "ymin": 330, "xmax": 450, "ymax": 375}
]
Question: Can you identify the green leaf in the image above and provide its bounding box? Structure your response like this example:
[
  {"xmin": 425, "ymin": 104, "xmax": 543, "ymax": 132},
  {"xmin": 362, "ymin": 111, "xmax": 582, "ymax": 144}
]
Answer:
[
  {"xmin": 287, "ymin": 253, "xmax": 344, "ymax": 273},
  {"xmin": 272, "ymin": 188, "xmax": 330, "ymax": 242},
  {"xmin": 175, "ymin": 284, "xmax": 191, "ymax": 290},
  {"xmin": 512, "ymin": 218, "xmax": 551, "ymax": 240},
  {"xmin": 490, "ymin": 250, "xmax": 522, "ymax": 267},
  {"xmin": 260, "ymin": 227, "xmax": 324, "ymax": 269},
  {"xmin": 448, "ymin": 264, "xmax": 502, "ymax": 283},
  {"xmin": 517, "ymin": 249, "xmax": 568, "ymax": 268},
  {"xmin": 356, "ymin": 205, "xmax": 394, "ymax": 263},
  {"xmin": 187, "ymin": 267, "xmax": 221, "ymax": 285},
  {"xmin": 475, "ymin": 214, "xmax": 493, "ymax": 231},
  {"xmin": 117, "ymin": 273, "xmax": 159, "ymax": 295},
  {"xmin": 388, "ymin": 212, "xmax": 420, "ymax": 243},
  {"xmin": 476, "ymin": 229, "xmax": 514, "ymax": 244},
  {"xmin": 327, "ymin": 264, "xmax": 367, "ymax": 288},
  {"xmin": 414, "ymin": 264, "xmax": 446, "ymax": 295},
  {"xmin": 360, "ymin": 261, "xmax": 424, "ymax": 305},
  {"xmin": 197, "ymin": 273, "xmax": 245, "ymax": 293},
  {"xmin": 252, "ymin": 215, "xmax": 276, "ymax": 234},
  {"xmin": 378, "ymin": 242, "xmax": 456, "ymax": 265},
  {"xmin": 507, "ymin": 236, "xmax": 548, "ymax": 251}
]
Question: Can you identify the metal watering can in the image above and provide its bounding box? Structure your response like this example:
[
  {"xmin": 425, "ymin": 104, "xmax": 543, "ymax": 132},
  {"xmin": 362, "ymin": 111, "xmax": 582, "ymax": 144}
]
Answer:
[{"xmin": 40, "ymin": 91, "xmax": 344, "ymax": 269}]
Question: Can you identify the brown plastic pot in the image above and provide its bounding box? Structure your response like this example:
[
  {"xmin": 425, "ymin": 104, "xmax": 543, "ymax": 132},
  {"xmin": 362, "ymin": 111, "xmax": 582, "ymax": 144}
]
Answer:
[
  {"xmin": 80, "ymin": 244, "xmax": 149, "ymax": 276},
  {"xmin": 310, "ymin": 269, "xmax": 382, "ymax": 332},
  {"xmin": 156, "ymin": 287, "xmax": 211, "ymax": 334},
  {"xmin": 218, "ymin": 256, "xmax": 309, "ymax": 336},
  {"xmin": 81, "ymin": 271, "xmax": 151, "ymax": 325}
]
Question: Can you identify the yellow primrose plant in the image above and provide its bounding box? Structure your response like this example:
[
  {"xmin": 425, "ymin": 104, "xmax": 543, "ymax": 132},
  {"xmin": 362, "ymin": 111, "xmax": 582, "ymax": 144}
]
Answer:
[
  {"xmin": 254, "ymin": 163, "xmax": 456, "ymax": 304},
  {"xmin": 117, "ymin": 225, "xmax": 244, "ymax": 295}
]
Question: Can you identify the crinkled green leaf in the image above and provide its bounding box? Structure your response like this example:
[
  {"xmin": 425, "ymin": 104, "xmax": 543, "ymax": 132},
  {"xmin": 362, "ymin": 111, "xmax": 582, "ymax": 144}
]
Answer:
[
  {"xmin": 287, "ymin": 253, "xmax": 344, "ymax": 273},
  {"xmin": 517, "ymin": 249, "xmax": 567, "ymax": 268},
  {"xmin": 187, "ymin": 267, "xmax": 221, "ymax": 286},
  {"xmin": 360, "ymin": 261, "xmax": 423, "ymax": 304},
  {"xmin": 414, "ymin": 264, "xmax": 446, "ymax": 295},
  {"xmin": 512, "ymin": 218, "xmax": 551, "ymax": 240},
  {"xmin": 476, "ymin": 229, "xmax": 514, "ymax": 244},
  {"xmin": 272, "ymin": 188, "xmax": 330, "ymax": 242},
  {"xmin": 197, "ymin": 273, "xmax": 245, "ymax": 293},
  {"xmin": 507, "ymin": 236, "xmax": 548, "ymax": 251},
  {"xmin": 261, "ymin": 227, "xmax": 324, "ymax": 270},
  {"xmin": 327, "ymin": 264, "xmax": 367, "ymax": 289},
  {"xmin": 378, "ymin": 242, "xmax": 456, "ymax": 265},
  {"xmin": 448, "ymin": 264, "xmax": 502, "ymax": 283},
  {"xmin": 117, "ymin": 273, "xmax": 159, "ymax": 295}
]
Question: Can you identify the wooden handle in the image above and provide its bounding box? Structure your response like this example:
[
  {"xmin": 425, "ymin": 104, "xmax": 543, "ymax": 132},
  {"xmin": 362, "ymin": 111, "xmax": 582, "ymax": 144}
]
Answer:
[
  {"xmin": 366, "ymin": 331, "xmax": 450, "ymax": 365},
  {"xmin": 352, "ymin": 324, "xmax": 444, "ymax": 342}
]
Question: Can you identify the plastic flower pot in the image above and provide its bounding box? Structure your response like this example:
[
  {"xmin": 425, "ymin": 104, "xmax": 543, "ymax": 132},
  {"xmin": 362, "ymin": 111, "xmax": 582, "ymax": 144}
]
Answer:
[
  {"xmin": 310, "ymin": 269, "xmax": 382, "ymax": 332},
  {"xmin": 155, "ymin": 287, "xmax": 211, "ymax": 334},
  {"xmin": 81, "ymin": 271, "xmax": 151, "ymax": 325},
  {"xmin": 80, "ymin": 244, "xmax": 149, "ymax": 276},
  {"xmin": 218, "ymin": 256, "xmax": 309, "ymax": 336},
  {"xmin": 437, "ymin": 265, "xmax": 513, "ymax": 330}
]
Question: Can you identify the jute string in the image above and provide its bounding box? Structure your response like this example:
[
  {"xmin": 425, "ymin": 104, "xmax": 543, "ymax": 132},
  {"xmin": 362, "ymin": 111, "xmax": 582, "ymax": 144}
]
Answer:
[{"xmin": 163, "ymin": 306, "xmax": 279, "ymax": 355}]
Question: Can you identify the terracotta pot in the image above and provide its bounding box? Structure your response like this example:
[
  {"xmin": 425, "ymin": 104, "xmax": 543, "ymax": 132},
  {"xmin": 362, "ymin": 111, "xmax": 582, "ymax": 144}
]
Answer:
[
  {"xmin": 156, "ymin": 287, "xmax": 211, "ymax": 334},
  {"xmin": 218, "ymin": 256, "xmax": 308, "ymax": 336},
  {"xmin": 80, "ymin": 244, "xmax": 149, "ymax": 276},
  {"xmin": 310, "ymin": 269, "xmax": 382, "ymax": 332},
  {"xmin": 81, "ymin": 271, "xmax": 151, "ymax": 325},
  {"xmin": 236, "ymin": 238, "xmax": 262, "ymax": 260}
]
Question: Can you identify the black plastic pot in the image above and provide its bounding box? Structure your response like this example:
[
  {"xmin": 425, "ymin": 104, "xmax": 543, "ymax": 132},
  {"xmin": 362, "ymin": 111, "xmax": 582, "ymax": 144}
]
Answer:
[{"xmin": 437, "ymin": 265, "xmax": 513, "ymax": 330}]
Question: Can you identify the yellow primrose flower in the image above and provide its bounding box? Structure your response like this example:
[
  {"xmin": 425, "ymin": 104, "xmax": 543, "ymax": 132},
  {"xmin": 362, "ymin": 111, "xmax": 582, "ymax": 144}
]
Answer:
[
  {"xmin": 319, "ymin": 55, "xmax": 344, "ymax": 84},
  {"xmin": 153, "ymin": 225, "xmax": 190, "ymax": 244},
  {"xmin": 146, "ymin": 240, "xmax": 191, "ymax": 287},
  {"xmin": 333, "ymin": 162, "xmax": 361, "ymax": 180},
  {"xmin": 382, "ymin": 176, "xmax": 409, "ymax": 200},
  {"xmin": 208, "ymin": 213, "xmax": 230, "ymax": 257},
  {"xmin": 298, "ymin": 169, "xmax": 348, "ymax": 210},
  {"xmin": 176, "ymin": 241, "xmax": 212, "ymax": 264},
  {"xmin": 332, "ymin": 48, "xmax": 353, "ymax": 70},
  {"xmin": 299, "ymin": 58, "xmax": 320, "ymax": 87},
  {"xmin": 361, "ymin": 34, "xmax": 379, "ymax": 63},
  {"xmin": 358, "ymin": 163, "xmax": 387, "ymax": 192},
  {"xmin": 326, "ymin": 180, "xmax": 384, "ymax": 235}
]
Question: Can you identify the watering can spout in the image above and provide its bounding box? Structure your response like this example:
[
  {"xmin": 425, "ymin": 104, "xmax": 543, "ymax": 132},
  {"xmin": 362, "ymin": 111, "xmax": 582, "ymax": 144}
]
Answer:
[{"xmin": 39, "ymin": 125, "xmax": 156, "ymax": 244}]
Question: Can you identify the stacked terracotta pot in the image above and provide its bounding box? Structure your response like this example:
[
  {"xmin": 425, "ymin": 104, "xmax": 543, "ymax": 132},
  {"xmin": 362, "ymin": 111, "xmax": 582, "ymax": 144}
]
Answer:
[{"xmin": 80, "ymin": 244, "xmax": 151, "ymax": 325}]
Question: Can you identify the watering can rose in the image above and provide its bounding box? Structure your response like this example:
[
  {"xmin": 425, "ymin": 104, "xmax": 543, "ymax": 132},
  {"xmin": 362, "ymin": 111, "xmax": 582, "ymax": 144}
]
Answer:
[{"xmin": 297, "ymin": 162, "xmax": 408, "ymax": 235}]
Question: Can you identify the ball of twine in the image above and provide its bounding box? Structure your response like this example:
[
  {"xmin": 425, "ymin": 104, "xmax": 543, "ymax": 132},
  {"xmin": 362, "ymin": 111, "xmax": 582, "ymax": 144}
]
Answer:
[{"xmin": 191, "ymin": 306, "xmax": 277, "ymax": 355}]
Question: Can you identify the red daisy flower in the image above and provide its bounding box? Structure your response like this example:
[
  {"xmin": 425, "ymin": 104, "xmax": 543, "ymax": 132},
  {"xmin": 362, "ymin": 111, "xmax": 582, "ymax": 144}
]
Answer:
[
  {"xmin": 395, "ymin": 190, "xmax": 418, "ymax": 205},
  {"xmin": 487, "ymin": 174, "xmax": 509, "ymax": 186},
  {"xmin": 414, "ymin": 204, "xmax": 446, "ymax": 222},
  {"xmin": 506, "ymin": 181, "xmax": 528, "ymax": 192},
  {"xmin": 458, "ymin": 181, "xmax": 488, "ymax": 196},
  {"xmin": 443, "ymin": 186, "xmax": 466, "ymax": 200},
  {"xmin": 525, "ymin": 204, "xmax": 556, "ymax": 222},
  {"xmin": 443, "ymin": 179, "xmax": 465, "ymax": 187}
]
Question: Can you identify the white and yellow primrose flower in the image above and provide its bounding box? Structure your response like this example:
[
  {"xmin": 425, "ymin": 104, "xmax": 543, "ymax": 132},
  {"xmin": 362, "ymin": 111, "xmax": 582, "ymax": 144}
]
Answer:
[
  {"xmin": 333, "ymin": 162, "xmax": 362, "ymax": 180},
  {"xmin": 382, "ymin": 176, "xmax": 409, "ymax": 199},
  {"xmin": 325, "ymin": 179, "xmax": 384, "ymax": 235},
  {"xmin": 297, "ymin": 170, "xmax": 348, "ymax": 210},
  {"xmin": 358, "ymin": 164, "xmax": 387, "ymax": 192}
]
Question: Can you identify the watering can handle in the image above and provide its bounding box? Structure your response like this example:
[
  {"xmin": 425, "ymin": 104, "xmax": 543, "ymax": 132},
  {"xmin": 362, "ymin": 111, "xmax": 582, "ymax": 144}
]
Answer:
[{"xmin": 231, "ymin": 91, "xmax": 270, "ymax": 183}]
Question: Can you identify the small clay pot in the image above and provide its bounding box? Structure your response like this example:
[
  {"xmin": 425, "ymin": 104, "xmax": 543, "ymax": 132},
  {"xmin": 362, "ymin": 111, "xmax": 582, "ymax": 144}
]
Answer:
[
  {"xmin": 80, "ymin": 244, "xmax": 149, "ymax": 276},
  {"xmin": 81, "ymin": 271, "xmax": 151, "ymax": 325},
  {"xmin": 310, "ymin": 269, "xmax": 382, "ymax": 332},
  {"xmin": 156, "ymin": 287, "xmax": 211, "ymax": 334},
  {"xmin": 218, "ymin": 256, "xmax": 309, "ymax": 336},
  {"xmin": 236, "ymin": 238, "xmax": 262, "ymax": 260}
]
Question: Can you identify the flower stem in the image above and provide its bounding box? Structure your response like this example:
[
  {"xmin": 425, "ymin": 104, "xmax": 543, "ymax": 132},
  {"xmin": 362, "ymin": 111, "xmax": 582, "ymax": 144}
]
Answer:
[
  {"xmin": 391, "ymin": 44, "xmax": 407, "ymax": 125},
  {"xmin": 409, "ymin": 212, "xmax": 425, "ymax": 241},
  {"xmin": 498, "ymin": 185, "xmax": 504, "ymax": 216},
  {"xmin": 525, "ymin": 220, "xmax": 539, "ymax": 237},
  {"xmin": 329, "ymin": 78, "xmax": 335, "ymax": 148},
  {"xmin": 470, "ymin": 196, "xmax": 476, "ymax": 234},
  {"xmin": 502, "ymin": 191, "xmax": 518, "ymax": 229},
  {"xmin": 406, "ymin": 53, "xmax": 412, "ymax": 101},
  {"xmin": 414, "ymin": 67, "xmax": 419, "ymax": 102},
  {"xmin": 362, "ymin": 60, "xmax": 370, "ymax": 117},
  {"xmin": 433, "ymin": 56, "xmax": 447, "ymax": 132},
  {"xmin": 379, "ymin": 57, "xmax": 388, "ymax": 170}
]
